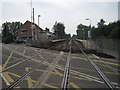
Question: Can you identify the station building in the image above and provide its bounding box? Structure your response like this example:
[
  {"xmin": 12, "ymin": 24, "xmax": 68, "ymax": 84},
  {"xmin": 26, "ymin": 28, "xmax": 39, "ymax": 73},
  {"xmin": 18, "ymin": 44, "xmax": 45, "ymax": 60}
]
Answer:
[{"xmin": 16, "ymin": 20, "xmax": 53, "ymax": 45}]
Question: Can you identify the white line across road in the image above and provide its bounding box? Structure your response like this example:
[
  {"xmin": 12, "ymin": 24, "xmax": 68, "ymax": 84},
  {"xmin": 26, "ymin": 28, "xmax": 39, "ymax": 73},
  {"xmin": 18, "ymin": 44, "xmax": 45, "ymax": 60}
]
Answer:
[
  {"xmin": 2, "ymin": 46, "xmax": 19, "ymax": 69},
  {"xmin": 92, "ymin": 54, "xmax": 119, "ymax": 73},
  {"xmin": 0, "ymin": 73, "xmax": 10, "ymax": 86},
  {"xmin": 2, "ymin": 43, "xmax": 120, "ymax": 89},
  {"xmin": 33, "ymin": 51, "xmax": 64, "ymax": 88},
  {"xmin": 74, "ymin": 40, "xmax": 118, "ymax": 90}
]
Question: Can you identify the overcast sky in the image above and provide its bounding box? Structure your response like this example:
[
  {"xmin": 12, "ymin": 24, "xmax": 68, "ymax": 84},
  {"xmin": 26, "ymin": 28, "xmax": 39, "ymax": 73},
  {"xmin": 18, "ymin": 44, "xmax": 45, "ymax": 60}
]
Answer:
[{"xmin": 1, "ymin": 0, "xmax": 119, "ymax": 35}]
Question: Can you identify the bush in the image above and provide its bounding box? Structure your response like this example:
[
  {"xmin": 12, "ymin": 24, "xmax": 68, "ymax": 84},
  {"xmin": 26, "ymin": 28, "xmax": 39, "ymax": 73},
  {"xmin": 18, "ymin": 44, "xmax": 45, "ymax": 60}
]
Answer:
[{"xmin": 2, "ymin": 37, "xmax": 13, "ymax": 44}]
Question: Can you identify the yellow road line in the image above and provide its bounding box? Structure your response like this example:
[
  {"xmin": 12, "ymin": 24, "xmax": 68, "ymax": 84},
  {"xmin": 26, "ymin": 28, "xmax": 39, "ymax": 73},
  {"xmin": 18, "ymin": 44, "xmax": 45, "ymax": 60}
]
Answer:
[
  {"xmin": 71, "ymin": 67, "xmax": 94, "ymax": 72},
  {"xmin": 96, "ymin": 63, "xmax": 120, "ymax": 72},
  {"xmin": 70, "ymin": 82, "xmax": 80, "ymax": 89},
  {"xmin": 39, "ymin": 54, "xmax": 44, "ymax": 59},
  {"xmin": 2, "ymin": 46, "xmax": 19, "ymax": 69},
  {"xmin": 71, "ymin": 66, "xmax": 120, "ymax": 75},
  {"xmin": 7, "ymin": 72, "xmax": 21, "ymax": 78},
  {"xmin": 2, "ymin": 72, "xmax": 14, "ymax": 83},
  {"xmin": 0, "ymin": 65, "xmax": 2, "ymax": 71},
  {"xmin": 72, "ymin": 56, "xmax": 120, "ymax": 66},
  {"xmin": 55, "ymin": 69, "xmax": 92, "ymax": 81},
  {"xmin": 2, "ymin": 54, "xmax": 37, "ymax": 65},
  {"xmin": 23, "ymin": 47, "xmax": 26, "ymax": 55},
  {"xmin": 7, "ymin": 72, "xmax": 59, "ymax": 88},
  {"xmin": 103, "ymin": 72, "xmax": 120, "ymax": 75},
  {"xmin": 72, "ymin": 76, "xmax": 92, "ymax": 81},
  {"xmin": 72, "ymin": 56, "xmax": 87, "ymax": 61},
  {"xmin": 1, "ymin": 73, "xmax": 10, "ymax": 86},
  {"xmin": 2, "ymin": 52, "xmax": 13, "ymax": 69},
  {"xmin": 25, "ymin": 68, "xmax": 33, "ymax": 88},
  {"xmin": 34, "ymin": 49, "xmax": 44, "ymax": 59},
  {"xmin": 55, "ymin": 70, "xmax": 81, "ymax": 89},
  {"xmin": 54, "ymin": 69, "xmax": 63, "ymax": 77},
  {"xmin": 44, "ymin": 84, "xmax": 58, "ymax": 88},
  {"xmin": 99, "ymin": 57, "xmax": 118, "ymax": 62},
  {"xmin": 27, "ymin": 76, "xmax": 33, "ymax": 88},
  {"xmin": 26, "ymin": 67, "xmax": 63, "ymax": 76},
  {"xmin": 2, "ymin": 54, "xmax": 23, "ymax": 61},
  {"xmin": 27, "ymin": 67, "xmax": 93, "ymax": 81},
  {"xmin": 5, "ymin": 68, "xmax": 91, "ymax": 89},
  {"xmin": 93, "ymin": 60, "xmax": 120, "ymax": 66},
  {"xmin": 37, "ymin": 50, "xmax": 45, "ymax": 59},
  {"xmin": 15, "ymin": 86, "xmax": 21, "ymax": 88}
]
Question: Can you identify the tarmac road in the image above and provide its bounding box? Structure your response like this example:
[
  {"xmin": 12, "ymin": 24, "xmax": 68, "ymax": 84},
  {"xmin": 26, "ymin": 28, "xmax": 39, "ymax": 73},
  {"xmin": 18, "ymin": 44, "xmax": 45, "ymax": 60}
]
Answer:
[{"xmin": 1, "ymin": 43, "xmax": 120, "ymax": 89}]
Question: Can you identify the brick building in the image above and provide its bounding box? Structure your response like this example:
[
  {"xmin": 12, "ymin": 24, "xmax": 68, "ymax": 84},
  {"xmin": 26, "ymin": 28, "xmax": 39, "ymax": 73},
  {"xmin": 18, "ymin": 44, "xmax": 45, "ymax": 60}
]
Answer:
[
  {"xmin": 17, "ymin": 20, "xmax": 43, "ymax": 41},
  {"xmin": 17, "ymin": 20, "xmax": 53, "ymax": 45}
]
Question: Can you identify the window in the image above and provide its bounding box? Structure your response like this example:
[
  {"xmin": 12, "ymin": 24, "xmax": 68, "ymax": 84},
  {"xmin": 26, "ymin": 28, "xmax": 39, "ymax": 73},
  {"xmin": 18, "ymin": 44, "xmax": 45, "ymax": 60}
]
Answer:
[{"xmin": 20, "ymin": 29, "xmax": 27, "ymax": 34}]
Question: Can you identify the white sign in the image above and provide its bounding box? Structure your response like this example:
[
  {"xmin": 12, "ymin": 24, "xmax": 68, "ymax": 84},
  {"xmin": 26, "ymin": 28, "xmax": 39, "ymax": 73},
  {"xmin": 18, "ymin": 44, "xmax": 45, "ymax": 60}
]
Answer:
[
  {"xmin": 88, "ymin": 31, "xmax": 91, "ymax": 38},
  {"xmin": 31, "ymin": 24, "xmax": 36, "ymax": 29}
]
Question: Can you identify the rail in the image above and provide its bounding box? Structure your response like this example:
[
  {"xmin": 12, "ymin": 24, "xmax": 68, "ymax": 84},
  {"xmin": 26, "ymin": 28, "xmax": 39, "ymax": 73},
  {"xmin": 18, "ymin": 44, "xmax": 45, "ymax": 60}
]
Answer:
[
  {"xmin": 6, "ymin": 54, "xmax": 55, "ymax": 90},
  {"xmin": 33, "ymin": 51, "xmax": 64, "ymax": 88},
  {"xmin": 61, "ymin": 40, "xmax": 72, "ymax": 89},
  {"xmin": 73, "ymin": 39, "xmax": 117, "ymax": 90},
  {"xmin": 2, "ymin": 39, "xmax": 119, "ymax": 89}
]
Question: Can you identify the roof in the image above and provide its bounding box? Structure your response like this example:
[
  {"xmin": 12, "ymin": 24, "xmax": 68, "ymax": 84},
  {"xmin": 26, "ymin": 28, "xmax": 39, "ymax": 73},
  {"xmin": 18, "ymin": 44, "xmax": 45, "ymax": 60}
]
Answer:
[{"xmin": 25, "ymin": 20, "xmax": 43, "ymax": 31}]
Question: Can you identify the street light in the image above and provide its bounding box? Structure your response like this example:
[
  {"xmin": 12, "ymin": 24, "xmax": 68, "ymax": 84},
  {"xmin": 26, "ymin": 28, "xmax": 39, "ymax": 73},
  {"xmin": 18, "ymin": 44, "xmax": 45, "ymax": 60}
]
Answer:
[
  {"xmin": 86, "ymin": 18, "xmax": 91, "ymax": 27},
  {"xmin": 82, "ymin": 28, "xmax": 84, "ymax": 40},
  {"xmin": 86, "ymin": 18, "xmax": 92, "ymax": 49},
  {"xmin": 38, "ymin": 15, "xmax": 41, "ymax": 27},
  {"xmin": 86, "ymin": 18, "xmax": 91, "ymax": 39}
]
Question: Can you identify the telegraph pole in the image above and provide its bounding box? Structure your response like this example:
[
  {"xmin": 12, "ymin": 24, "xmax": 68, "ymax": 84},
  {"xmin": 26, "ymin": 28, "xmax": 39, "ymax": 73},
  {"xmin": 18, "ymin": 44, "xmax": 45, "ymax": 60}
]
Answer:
[
  {"xmin": 31, "ymin": 1, "xmax": 35, "ymax": 41},
  {"xmin": 31, "ymin": 0, "xmax": 34, "ymax": 41},
  {"xmin": 33, "ymin": 8, "xmax": 35, "ymax": 24},
  {"xmin": 37, "ymin": 15, "xmax": 41, "ymax": 41}
]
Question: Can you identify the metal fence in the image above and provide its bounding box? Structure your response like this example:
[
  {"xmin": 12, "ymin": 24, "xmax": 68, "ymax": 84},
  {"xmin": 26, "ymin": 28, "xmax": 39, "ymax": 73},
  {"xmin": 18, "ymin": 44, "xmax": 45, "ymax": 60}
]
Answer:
[{"xmin": 27, "ymin": 33, "xmax": 53, "ymax": 48}]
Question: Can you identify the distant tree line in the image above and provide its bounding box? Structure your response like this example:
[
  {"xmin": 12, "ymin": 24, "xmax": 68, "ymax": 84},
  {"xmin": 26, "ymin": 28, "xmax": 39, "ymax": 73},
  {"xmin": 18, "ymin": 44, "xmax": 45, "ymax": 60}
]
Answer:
[
  {"xmin": 2, "ymin": 21, "xmax": 22, "ymax": 43},
  {"xmin": 1, "ymin": 21, "xmax": 71, "ymax": 44},
  {"xmin": 1, "ymin": 19, "xmax": 119, "ymax": 44},
  {"xmin": 52, "ymin": 21, "xmax": 71, "ymax": 39},
  {"xmin": 76, "ymin": 19, "xmax": 120, "ymax": 40}
]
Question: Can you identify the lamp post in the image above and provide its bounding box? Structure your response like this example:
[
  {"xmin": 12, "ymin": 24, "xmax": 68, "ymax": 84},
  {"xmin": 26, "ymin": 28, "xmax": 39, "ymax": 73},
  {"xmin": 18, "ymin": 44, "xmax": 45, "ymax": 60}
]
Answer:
[
  {"xmin": 36, "ymin": 15, "xmax": 41, "ymax": 41},
  {"xmin": 82, "ymin": 28, "xmax": 84, "ymax": 40},
  {"xmin": 86, "ymin": 18, "xmax": 91, "ymax": 27},
  {"xmin": 38, "ymin": 15, "xmax": 41, "ymax": 27},
  {"xmin": 86, "ymin": 18, "xmax": 92, "ymax": 49},
  {"xmin": 86, "ymin": 18, "xmax": 91, "ymax": 39}
]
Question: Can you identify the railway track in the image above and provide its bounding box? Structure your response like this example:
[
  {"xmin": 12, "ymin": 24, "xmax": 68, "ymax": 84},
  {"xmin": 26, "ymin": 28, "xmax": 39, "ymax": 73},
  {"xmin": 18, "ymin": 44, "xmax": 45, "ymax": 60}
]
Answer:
[
  {"xmin": 61, "ymin": 40, "xmax": 72, "ymax": 89},
  {"xmin": 73, "ymin": 39, "xmax": 118, "ymax": 90},
  {"xmin": 1, "ymin": 39, "xmax": 119, "ymax": 89}
]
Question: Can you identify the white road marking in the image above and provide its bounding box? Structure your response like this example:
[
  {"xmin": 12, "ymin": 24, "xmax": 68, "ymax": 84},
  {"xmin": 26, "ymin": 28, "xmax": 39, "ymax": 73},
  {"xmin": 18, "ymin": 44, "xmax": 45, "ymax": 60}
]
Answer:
[
  {"xmin": 92, "ymin": 54, "xmax": 100, "ymax": 59},
  {"xmin": 0, "ymin": 73, "xmax": 10, "ymax": 86}
]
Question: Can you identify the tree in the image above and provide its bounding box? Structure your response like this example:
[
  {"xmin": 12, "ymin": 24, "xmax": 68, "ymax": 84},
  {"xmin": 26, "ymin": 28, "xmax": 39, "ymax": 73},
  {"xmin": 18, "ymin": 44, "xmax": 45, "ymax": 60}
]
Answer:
[
  {"xmin": 45, "ymin": 27, "xmax": 50, "ymax": 32},
  {"xmin": 52, "ymin": 21, "xmax": 66, "ymax": 39},
  {"xmin": 76, "ymin": 20, "xmax": 119, "ymax": 40},
  {"xmin": 97, "ymin": 19, "xmax": 105, "ymax": 28},
  {"xmin": 72, "ymin": 34, "xmax": 77, "ymax": 39},
  {"xmin": 2, "ymin": 21, "xmax": 22, "ymax": 43},
  {"xmin": 91, "ymin": 20, "xmax": 119, "ymax": 39},
  {"xmin": 109, "ymin": 21, "xmax": 120, "ymax": 39},
  {"xmin": 76, "ymin": 24, "xmax": 90, "ymax": 40},
  {"xmin": 65, "ymin": 34, "xmax": 71, "ymax": 39}
]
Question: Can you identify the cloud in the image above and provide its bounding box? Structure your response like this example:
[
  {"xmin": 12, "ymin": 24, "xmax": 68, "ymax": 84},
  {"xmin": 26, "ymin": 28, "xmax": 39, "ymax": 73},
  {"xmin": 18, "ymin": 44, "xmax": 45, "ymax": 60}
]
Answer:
[
  {"xmin": 2, "ymin": 2, "xmax": 31, "ymax": 23},
  {"xmin": 1, "ymin": 0, "xmax": 118, "ymax": 35}
]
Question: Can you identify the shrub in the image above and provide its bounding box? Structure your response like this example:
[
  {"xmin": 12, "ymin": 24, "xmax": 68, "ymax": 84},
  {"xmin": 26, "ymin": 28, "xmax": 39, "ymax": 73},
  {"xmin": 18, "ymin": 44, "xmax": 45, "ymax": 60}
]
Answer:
[{"xmin": 2, "ymin": 37, "xmax": 13, "ymax": 44}]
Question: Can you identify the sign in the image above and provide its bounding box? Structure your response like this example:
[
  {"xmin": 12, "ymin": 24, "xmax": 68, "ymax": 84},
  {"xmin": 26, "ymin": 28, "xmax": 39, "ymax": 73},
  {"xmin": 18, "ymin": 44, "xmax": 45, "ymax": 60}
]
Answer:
[
  {"xmin": 31, "ymin": 24, "xmax": 36, "ymax": 29},
  {"xmin": 88, "ymin": 31, "xmax": 91, "ymax": 38}
]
